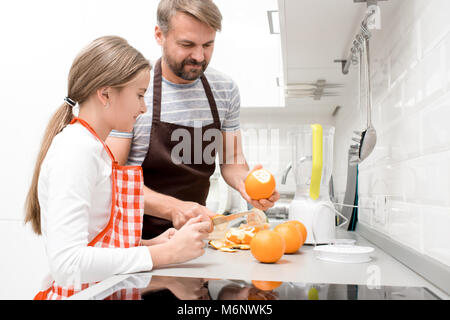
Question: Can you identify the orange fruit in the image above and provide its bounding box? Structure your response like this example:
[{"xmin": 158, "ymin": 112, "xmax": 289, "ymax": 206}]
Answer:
[
  {"xmin": 250, "ymin": 230, "xmax": 285, "ymax": 263},
  {"xmin": 226, "ymin": 226, "xmax": 256, "ymax": 245},
  {"xmin": 286, "ymin": 220, "xmax": 308, "ymax": 243},
  {"xmin": 242, "ymin": 222, "xmax": 270, "ymax": 232},
  {"xmin": 274, "ymin": 223, "xmax": 303, "ymax": 254},
  {"xmin": 245, "ymin": 168, "xmax": 276, "ymax": 200},
  {"xmin": 253, "ymin": 223, "xmax": 270, "ymax": 232},
  {"xmin": 251, "ymin": 280, "xmax": 283, "ymax": 291}
]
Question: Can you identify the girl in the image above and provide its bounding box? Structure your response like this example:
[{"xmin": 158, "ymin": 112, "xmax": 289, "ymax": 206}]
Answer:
[{"xmin": 25, "ymin": 36, "xmax": 211, "ymax": 300}]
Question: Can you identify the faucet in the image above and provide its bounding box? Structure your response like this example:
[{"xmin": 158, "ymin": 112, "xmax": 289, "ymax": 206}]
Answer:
[
  {"xmin": 282, "ymin": 156, "xmax": 312, "ymax": 184},
  {"xmin": 281, "ymin": 162, "xmax": 292, "ymax": 184}
]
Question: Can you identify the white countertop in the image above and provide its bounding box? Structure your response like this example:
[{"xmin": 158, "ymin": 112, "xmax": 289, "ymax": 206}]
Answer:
[{"xmin": 70, "ymin": 229, "xmax": 449, "ymax": 300}]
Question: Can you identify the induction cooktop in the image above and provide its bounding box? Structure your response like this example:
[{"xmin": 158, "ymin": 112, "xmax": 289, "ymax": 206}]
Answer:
[{"xmin": 87, "ymin": 274, "xmax": 441, "ymax": 300}]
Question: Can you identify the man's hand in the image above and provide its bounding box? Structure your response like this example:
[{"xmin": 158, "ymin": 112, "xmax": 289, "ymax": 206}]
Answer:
[
  {"xmin": 237, "ymin": 164, "xmax": 280, "ymax": 211},
  {"xmin": 142, "ymin": 185, "xmax": 215, "ymax": 230},
  {"xmin": 219, "ymin": 130, "xmax": 280, "ymax": 212},
  {"xmin": 170, "ymin": 200, "xmax": 216, "ymax": 230}
]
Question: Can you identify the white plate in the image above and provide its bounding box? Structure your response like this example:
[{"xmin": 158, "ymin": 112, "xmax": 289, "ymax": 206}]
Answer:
[{"xmin": 313, "ymin": 245, "xmax": 374, "ymax": 263}]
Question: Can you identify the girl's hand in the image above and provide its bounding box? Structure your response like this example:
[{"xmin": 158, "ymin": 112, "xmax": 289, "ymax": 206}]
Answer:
[
  {"xmin": 167, "ymin": 216, "xmax": 211, "ymax": 264},
  {"xmin": 142, "ymin": 228, "xmax": 177, "ymax": 246}
]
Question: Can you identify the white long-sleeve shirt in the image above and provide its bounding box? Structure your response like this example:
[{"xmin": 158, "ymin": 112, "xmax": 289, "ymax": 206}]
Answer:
[{"xmin": 38, "ymin": 122, "xmax": 153, "ymax": 288}]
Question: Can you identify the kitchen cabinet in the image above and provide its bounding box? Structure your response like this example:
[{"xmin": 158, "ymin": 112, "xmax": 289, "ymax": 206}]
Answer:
[{"xmin": 213, "ymin": 0, "xmax": 285, "ymax": 108}]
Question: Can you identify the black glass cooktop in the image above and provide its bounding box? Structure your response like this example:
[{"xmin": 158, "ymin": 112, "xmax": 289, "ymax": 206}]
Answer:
[{"xmin": 88, "ymin": 274, "xmax": 441, "ymax": 300}]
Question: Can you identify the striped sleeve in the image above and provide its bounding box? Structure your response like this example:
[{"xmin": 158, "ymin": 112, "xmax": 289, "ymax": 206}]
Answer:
[
  {"xmin": 126, "ymin": 114, "xmax": 152, "ymax": 166},
  {"xmin": 109, "ymin": 130, "xmax": 133, "ymax": 139},
  {"xmin": 222, "ymin": 81, "xmax": 241, "ymax": 131}
]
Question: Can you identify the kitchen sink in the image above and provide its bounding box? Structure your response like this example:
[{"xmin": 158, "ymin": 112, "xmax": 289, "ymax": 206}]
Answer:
[{"xmin": 264, "ymin": 192, "xmax": 293, "ymax": 221}]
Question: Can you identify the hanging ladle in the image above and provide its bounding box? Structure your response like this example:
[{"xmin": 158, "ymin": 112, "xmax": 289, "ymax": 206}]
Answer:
[{"xmin": 353, "ymin": 26, "xmax": 377, "ymax": 163}]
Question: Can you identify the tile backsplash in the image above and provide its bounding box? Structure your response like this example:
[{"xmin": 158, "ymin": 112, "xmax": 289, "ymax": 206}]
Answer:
[{"xmin": 334, "ymin": 0, "xmax": 450, "ymax": 267}]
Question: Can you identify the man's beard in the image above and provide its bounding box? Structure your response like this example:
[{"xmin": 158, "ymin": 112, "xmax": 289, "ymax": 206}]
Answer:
[{"xmin": 163, "ymin": 52, "xmax": 208, "ymax": 81}]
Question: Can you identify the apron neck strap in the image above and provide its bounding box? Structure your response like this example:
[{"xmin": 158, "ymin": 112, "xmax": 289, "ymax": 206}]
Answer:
[
  {"xmin": 152, "ymin": 58, "xmax": 163, "ymax": 122},
  {"xmin": 200, "ymin": 75, "xmax": 220, "ymax": 125},
  {"xmin": 70, "ymin": 117, "xmax": 117, "ymax": 163}
]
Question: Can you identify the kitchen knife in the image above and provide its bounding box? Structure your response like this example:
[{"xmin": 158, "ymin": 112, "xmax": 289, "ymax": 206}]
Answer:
[{"xmin": 212, "ymin": 211, "xmax": 251, "ymax": 226}]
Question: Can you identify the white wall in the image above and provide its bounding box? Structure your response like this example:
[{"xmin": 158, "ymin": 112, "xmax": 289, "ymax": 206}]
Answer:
[{"xmin": 334, "ymin": 0, "xmax": 450, "ymax": 266}]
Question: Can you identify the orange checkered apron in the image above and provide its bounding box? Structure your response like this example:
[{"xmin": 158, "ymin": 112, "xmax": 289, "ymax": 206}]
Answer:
[{"xmin": 34, "ymin": 117, "xmax": 144, "ymax": 300}]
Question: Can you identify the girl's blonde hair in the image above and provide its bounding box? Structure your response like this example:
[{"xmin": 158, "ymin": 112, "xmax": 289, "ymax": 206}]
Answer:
[
  {"xmin": 157, "ymin": 0, "xmax": 222, "ymax": 34},
  {"xmin": 24, "ymin": 35, "xmax": 150, "ymax": 235}
]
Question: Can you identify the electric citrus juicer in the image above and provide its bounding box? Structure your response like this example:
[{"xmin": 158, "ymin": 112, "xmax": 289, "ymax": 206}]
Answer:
[{"xmin": 283, "ymin": 124, "xmax": 347, "ymax": 245}]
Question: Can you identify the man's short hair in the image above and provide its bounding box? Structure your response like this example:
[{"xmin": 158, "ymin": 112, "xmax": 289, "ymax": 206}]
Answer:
[{"xmin": 157, "ymin": 0, "xmax": 223, "ymax": 34}]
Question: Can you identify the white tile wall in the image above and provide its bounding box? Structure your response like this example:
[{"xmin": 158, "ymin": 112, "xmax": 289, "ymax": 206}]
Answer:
[
  {"xmin": 419, "ymin": 0, "xmax": 450, "ymax": 55},
  {"xmin": 423, "ymin": 206, "xmax": 450, "ymax": 266},
  {"xmin": 422, "ymin": 96, "xmax": 450, "ymax": 154},
  {"xmin": 387, "ymin": 200, "xmax": 423, "ymax": 251},
  {"xmin": 334, "ymin": 0, "xmax": 450, "ymax": 267},
  {"xmin": 389, "ymin": 24, "xmax": 420, "ymax": 85}
]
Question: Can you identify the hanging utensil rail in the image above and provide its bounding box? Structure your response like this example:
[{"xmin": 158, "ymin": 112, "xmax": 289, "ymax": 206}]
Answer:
[{"xmin": 335, "ymin": 0, "xmax": 385, "ymax": 75}]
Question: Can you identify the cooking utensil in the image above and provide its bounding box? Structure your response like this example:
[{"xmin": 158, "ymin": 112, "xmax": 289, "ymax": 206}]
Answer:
[
  {"xmin": 347, "ymin": 166, "xmax": 359, "ymax": 231},
  {"xmin": 211, "ymin": 208, "xmax": 266, "ymax": 226},
  {"xmin": 341, "ymin": 150, "xmax": 359, "ymax": 229},
  {"xmin": 212, "ymin": 211, "xmax": 249, "ymax": 226},
  {"xmin": 360, "ymin": 34, "xmax": 377, "ymax": 161},
  {"xmin": 208, "ymin": 209, "xmax": 267, "ymax": 241},
  {"xmin": 353, "ymin": 29, "xmax": 377, "ymax": 163}
]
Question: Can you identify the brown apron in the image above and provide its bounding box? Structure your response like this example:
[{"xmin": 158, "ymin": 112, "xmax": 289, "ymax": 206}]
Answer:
[{"xmin": 141, "ymin": 58, "xmax": 221, "ymax": 239}]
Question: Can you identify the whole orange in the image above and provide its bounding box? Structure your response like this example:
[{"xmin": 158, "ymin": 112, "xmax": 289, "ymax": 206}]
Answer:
[
  {"xmin": 286, "ymin": 220, "xmax": 308, "ymax": 243},
  {"xmin": 274, "ymin": 223, "xmax": 303, "ymax": 254},
  {"xmin": 245, "ymin": 169, "xmax": 276, "ymax": 200},
  {"xmin": 250, "ymin": 230, "xmax": 285, "ymax": 263}
]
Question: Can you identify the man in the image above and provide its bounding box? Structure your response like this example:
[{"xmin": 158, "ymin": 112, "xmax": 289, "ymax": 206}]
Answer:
[{"xmin": 107, "ymin": 0, "xmax": 280, "ymax": 239}]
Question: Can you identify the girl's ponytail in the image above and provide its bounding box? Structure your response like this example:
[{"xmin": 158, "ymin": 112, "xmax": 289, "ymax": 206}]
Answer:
[{"xmin": 24, "ymin": 102, "xmax": 73, "ymax": 235}]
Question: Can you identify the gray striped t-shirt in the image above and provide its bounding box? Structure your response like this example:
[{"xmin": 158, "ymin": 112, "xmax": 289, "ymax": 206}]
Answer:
[{"xmin": 109, "ymin": 66, "xmax": 241, "ymax": 166}]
